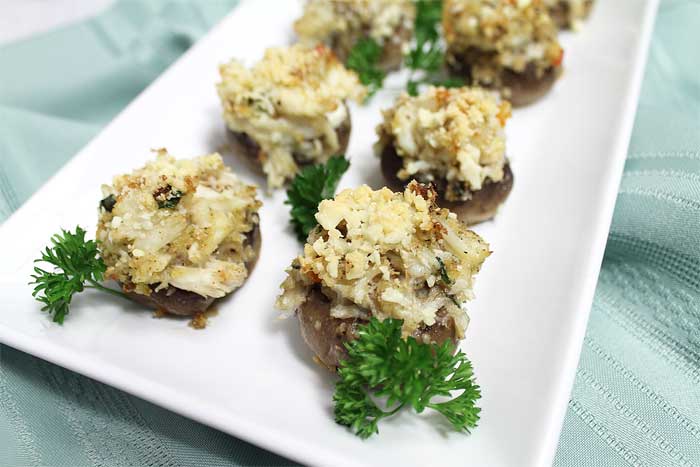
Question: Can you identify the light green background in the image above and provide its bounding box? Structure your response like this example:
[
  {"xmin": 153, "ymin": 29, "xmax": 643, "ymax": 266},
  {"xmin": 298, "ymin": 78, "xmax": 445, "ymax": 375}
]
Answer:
[{"xmin": 1, "ymin": 1, "xmax": 699, "ymax": 465}]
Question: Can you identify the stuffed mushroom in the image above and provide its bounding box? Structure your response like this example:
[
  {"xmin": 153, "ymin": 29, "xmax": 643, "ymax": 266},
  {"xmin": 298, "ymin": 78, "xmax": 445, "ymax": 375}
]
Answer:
[
  {"xmin": 294, "ymin": 0, "xmax": 415, "ymax": 72},
  {"xmin": 443, "ymin": 0, "xmax": 564, "ymax": 106},
  {"xmin": 375, "ymin": 86, "xmax": 513, "ymax": 225},
  {"xmin": 544, "ymin": 0, "xmax": 594, "ymax": 29},
  {"xmin": 217, "ymin": 44, "xmax": 366, "ymax": 189},
  {"xmin": 97, "ymin": 150, "xmax": 262, "ymax": 316},
  {"xmin": 276, "ymin": 182, "xmax": 490, "ymax": 369}
]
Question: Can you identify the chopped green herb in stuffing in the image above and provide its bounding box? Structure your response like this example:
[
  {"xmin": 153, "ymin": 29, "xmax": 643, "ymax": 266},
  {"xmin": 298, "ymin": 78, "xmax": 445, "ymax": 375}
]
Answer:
[
  {"xmin": 100, "ymin": 194, "xmax": 117, "ymax": 212},
  {"xmin": 436, "ymin": 256, "xmax": 453, "ymax": 285},
  {"xmin": 153, "ymin": 185, "xmax": 183, "ymax": 209}
]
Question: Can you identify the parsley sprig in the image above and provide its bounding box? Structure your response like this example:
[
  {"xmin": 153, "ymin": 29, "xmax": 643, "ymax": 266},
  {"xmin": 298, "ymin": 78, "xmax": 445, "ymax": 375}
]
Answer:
[
  {"xmin": 334, "ymin": 317, "xmax": 481, "ymax": 438},
  {"xmin": 406, "ymin": 0, "xmax": 443, "ymax": 72},
  {"xmin": 406, "ymin": 0, "xmax": 464, "ymax": 95},
  {"xmin": 286, "ymin": 156, "xmax": 350, "ymax": 242},
  {"xmin": 30, "ymin": 227, "xmax": 127, "ymax": 324},
  {"xmin": 346, "ymin": 38, "xmax": 386, "ymax": 99},
  {"xmin": 345, "ymin": 1, "xmax": 464, "ymax": 99}
]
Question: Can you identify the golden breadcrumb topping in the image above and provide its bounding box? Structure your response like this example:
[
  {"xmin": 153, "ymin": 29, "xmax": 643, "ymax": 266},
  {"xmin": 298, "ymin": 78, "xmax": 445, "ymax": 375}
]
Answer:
[
  {"xmin": 97, "ymin": 150, "xmax": 261, "ymax": 298},
  {"xmin": 217, "ymin": 44, "xmax": 366, "ymax": 188},
  {"xmin": 276, "ymin": 182, "xmax": 490, "ymax": 337},
  {"xmin": 294, "ymin": 0, "xmax": 415, "ymax": 59},
  {"xmin": 375, "ymin": 86, "xmax": 511, "ymax": 200},
  {"xmin": 443, "ymin": 0, "xmax": 563, "ymax": 84}
]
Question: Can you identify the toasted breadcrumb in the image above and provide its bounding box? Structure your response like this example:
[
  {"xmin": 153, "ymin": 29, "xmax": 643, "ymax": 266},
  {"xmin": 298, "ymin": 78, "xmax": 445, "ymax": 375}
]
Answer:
[
  {"xmin": 153, "ymin": 308, "xmax": 168, "ymax": 319},
  {"xmin": 189, "ymin": 312, "xmax": 208, "ymax": 330},
  {"xmin": 444, "ymin": 0, "xmax": 563, "ymax": 86},
  {"xmin": 97, "ymin": 150, "xmax": 261, "ymax": 299},
  {"xmin": 276, "ymin": 182, "xmax": 490, "ymax": 338},
  {"xmin": 217, "ymin": 44, "xmax": 365, "ymax": 188},
  {"xmin": 294, "ymin": 0, "xmax": 415, "ymax": 61},
  {"xmin": 375, "ymin": 86, "xmax": 510, "ymax": 200}
]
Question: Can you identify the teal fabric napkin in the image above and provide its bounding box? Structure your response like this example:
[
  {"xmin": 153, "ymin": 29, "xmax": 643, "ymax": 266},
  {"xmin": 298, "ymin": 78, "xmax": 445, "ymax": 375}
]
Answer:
[{"xmin": 1, "ymin": 1, "xmax": 699, "ymax": 466}]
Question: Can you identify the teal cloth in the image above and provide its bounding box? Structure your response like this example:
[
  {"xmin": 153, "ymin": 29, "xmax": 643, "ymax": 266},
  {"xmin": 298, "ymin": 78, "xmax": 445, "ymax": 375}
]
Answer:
[{"xmin": 1, "ymin": 0, "xmax": 698, "ymax": 465}]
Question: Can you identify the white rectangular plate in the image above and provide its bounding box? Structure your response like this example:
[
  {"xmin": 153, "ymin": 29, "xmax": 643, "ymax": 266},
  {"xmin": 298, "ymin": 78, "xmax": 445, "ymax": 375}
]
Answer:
[{"xmin": 0, "ymin": 1, "xmax": 658, "ymax": 465}]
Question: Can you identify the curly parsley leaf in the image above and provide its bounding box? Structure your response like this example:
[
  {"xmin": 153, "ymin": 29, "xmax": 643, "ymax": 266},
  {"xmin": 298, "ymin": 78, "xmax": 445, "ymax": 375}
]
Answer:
[
  {"xmin": 407, "ymin": 0, "xmax": 443, "ymax": 68},
  {"xmin": 286, "ymin": 156, "xmax": 350, "ymax": 242},
  {"xmin": 333, "ymin": 317, "xmax": 481, "ymax": 438},
  {"xmin": 30, "ymin": 227, "xmax": 128, "ymax": 324},
  {"xmin": 346, "ymin": 38, "xmax": 386, "ymax": 98},
  {"xmin": 414, "ymin": 0, "xmax": 443, "ymax": 41},
  {"xmin": 405, "ymin": 0, "xmax": 465, "ymax": 95},
  {"xmin": 406, "ymin": 79, "xmax": 421, "ymax": 97}
]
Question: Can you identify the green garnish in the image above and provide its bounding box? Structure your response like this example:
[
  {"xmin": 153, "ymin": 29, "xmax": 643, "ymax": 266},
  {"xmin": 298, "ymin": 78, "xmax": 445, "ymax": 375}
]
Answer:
[
  {"xmin": 436, "ymin": 256, "xmax": 452, "ymax": 285},
  {"xmin": 406, "ymin": 79, "xmax": 421, "ymax": 97},
  {"xmin": 100, "ymin": 194, "xmax": 117, "ymax": 212},
  {"xmin": 346, "ymin": 1, "xmax": 465, "ymax": 99},
  {"xmin": 30, "ymin": 227, "xmax": 128, "ymax": 324},
  {"xmin": 405, "ymin": 0, "xmax": 464, "ymax": 96},
  {"xmin": 153, "ymin": 185, "xmax": 183, "ymax": 209},
  {"xmin": 346, "ymin": 38, "xmax": 386, "ymax": 99},
  {"xmin": 407, "ymin": 76, "xmax": 465, "ymax": 96},
  {"xmin": 333, "ymin": 317, "xmax": 481, "ymax": 438},
  {"xmin": 286, "ymin": 155, "xmax": 350, "ymax": 242},
  {"xmin": 406, "ymin": 0, "xmax": 443, "ymax": 72}
]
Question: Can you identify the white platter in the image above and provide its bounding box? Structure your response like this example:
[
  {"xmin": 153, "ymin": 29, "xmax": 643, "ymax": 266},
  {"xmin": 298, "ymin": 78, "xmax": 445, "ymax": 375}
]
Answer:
[{"xmin": 0, "ymin": 1, "xmax": 658, "ymax": 465}]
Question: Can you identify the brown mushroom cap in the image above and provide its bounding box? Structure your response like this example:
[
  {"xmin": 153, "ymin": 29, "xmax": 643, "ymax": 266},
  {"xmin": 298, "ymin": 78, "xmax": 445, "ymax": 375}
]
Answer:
[
  {"xmin": 446, "ymin": 49, "xmax": 561, "ymax": 107},
  {"xmin": 380, "ymin": 142, "xmax": 513, "ymax": 225},
  {"xmin": 499, "ymin": 63, "xmax": 561, "ymax": 107},
  {"xmin": 297, "ymin": 287, "xmax": 458, "ymax": 370}
]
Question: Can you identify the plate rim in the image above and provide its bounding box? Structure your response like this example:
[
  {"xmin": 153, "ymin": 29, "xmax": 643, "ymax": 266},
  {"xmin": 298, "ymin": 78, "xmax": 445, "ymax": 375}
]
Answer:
[
  {"xmin": 0, "ymin": 1, "xmax": 660, "ymax": 465},
  {"xmin": 533, "ymin": 1, "xmax": 660, "ymax": 464}
]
